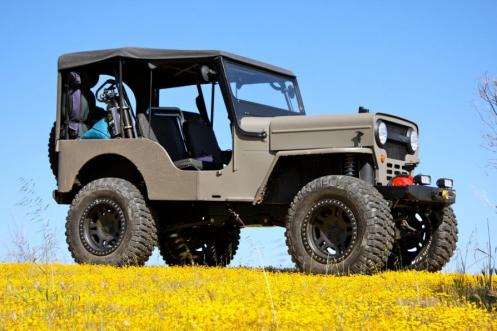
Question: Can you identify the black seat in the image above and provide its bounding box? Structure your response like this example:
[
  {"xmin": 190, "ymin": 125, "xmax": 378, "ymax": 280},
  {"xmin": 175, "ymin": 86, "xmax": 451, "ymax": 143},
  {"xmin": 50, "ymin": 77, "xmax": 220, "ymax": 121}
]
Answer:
[
  {"xmin": 64, "ymin": 71, "xmax": 104, "ymax": 138},
  {"xmin": 183, "ymin": 119, "xmax": 223, "ymax": 165},
  {"xmin": 137, "ymin": 108, "xmax": 221, "ymax": 170},
  {"xmin": 65, "ymin": 72, "xmax": 89, "ymax": 138},
  {"xmin": 137, "ymin": 108, "xmax": 189, "ymax": 161}
]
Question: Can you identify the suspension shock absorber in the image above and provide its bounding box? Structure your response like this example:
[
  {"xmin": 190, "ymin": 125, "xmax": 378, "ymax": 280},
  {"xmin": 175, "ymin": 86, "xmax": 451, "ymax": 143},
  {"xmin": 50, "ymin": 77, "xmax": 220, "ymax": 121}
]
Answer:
[{"xmin": 344, "ymin": 154, "xmax": 356, "ymax": 177}]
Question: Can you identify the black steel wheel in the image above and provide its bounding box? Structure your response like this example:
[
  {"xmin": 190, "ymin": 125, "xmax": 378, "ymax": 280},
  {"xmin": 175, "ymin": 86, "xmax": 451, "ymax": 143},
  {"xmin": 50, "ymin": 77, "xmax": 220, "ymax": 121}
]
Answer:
[
  {"xmin": 305, "ymin": 199, "xmax": 358, "ymax": 264},
  {"xmin": 66, "ymin": 178, "xmax": 157, "ymax": 266},
  {"xmin": 388, "ymin": 211, "xmax": 431, "ymax": 269},
  {"xmin": 80, "ymin": 198, "xmax": 126, "ymax": 256},
  {"xmin": 388, "ymin": 207, "xmax": 458, "ymax": 271},
  {"xmin": 286, "ymin": 175, "xmax": 394, "ymax": 275}
]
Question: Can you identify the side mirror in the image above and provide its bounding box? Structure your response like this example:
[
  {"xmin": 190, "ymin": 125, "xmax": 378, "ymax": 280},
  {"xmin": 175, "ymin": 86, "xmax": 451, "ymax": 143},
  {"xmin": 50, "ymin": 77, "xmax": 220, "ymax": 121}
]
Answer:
[
  {"xmin": 200, "ymin": 65, "xmax": 217, "ymax": 82},
  {"xmin": 236, "ymin": 80, "xmax": 243, "ymax": 90}
]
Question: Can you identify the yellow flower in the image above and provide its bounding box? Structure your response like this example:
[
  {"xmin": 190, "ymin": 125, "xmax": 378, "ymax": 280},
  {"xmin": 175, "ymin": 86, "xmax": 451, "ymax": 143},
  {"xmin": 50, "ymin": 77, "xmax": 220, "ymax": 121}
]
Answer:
[{"xmin": 0, "ymin": 264, "xmax": 495, "ymax": 330}]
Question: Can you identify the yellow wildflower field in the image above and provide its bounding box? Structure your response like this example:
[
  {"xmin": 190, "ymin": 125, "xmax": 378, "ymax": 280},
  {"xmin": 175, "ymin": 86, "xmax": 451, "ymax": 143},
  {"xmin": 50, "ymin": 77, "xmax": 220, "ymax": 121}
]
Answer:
[{"xmin": 0, "ymin": 263, "xmax": 495, "ymax": 330}]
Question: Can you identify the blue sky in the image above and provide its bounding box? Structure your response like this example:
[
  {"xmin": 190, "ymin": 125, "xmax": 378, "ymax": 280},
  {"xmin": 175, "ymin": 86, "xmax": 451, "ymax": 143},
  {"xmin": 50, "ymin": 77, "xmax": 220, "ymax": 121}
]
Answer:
[{"xmin": 0, "ymin": 1, "xmax": 496, "ymax": 271}]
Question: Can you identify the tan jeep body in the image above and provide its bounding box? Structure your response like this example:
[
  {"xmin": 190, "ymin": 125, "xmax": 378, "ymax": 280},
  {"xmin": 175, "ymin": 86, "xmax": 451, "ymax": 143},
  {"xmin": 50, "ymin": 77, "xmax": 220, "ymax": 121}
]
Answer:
[
  {"xmin": 56, "ymin": 113, "xmax": 418, "ymax": 203},
  {"xmin": 51, "ymin": 48, "xmax": 456, "ymax": 273}
]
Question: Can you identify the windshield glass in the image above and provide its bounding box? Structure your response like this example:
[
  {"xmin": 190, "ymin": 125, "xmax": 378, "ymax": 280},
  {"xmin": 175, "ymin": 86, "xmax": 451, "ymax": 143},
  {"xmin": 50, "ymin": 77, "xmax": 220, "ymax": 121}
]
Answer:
[{"xmin": 225, "ymin": 61, "xmax": 304, "ymax": 120}]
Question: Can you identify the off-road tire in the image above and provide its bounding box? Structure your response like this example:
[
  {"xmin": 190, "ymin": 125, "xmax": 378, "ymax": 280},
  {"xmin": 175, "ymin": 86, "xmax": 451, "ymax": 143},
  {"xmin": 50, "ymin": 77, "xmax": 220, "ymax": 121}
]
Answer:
[
  {"xmin": 388, "ymin": 207, "xmax": 457, "ymax": 272},
  {"xmin": 285, "ymin": 175, "xmax": 394, "ymax": 275},
  {"xmin": 66, "ymin": 178, "xmax": 157, "ymax": 266},
  {"xmin": 48, "ymin": 121, "xmax": 58, "ymax": 181},
  {"xmin": 158, "ymin": 225, "xmax": 240, "ymax": 266}
]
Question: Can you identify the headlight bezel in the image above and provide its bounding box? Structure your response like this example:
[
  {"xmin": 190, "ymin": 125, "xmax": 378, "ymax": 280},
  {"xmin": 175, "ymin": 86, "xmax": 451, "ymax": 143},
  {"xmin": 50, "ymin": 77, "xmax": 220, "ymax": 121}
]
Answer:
[
  {"xmin": 375, "ymin": 120, "xmax": 388, "ymax": 147},
  {"xmin": 407, "ymin": 127, "xmax": 418, "ymax": 153}
]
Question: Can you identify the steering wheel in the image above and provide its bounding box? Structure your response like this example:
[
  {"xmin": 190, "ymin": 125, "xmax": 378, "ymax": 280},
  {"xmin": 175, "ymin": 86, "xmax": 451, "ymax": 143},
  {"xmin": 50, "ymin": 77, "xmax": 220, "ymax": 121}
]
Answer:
[
  {"xmin": 270, "ymin": 81, "xmax": 284, "ymax": 91},
  {"xmin": 95, "ymin": 79, "xmax": 118, "ymax": 102}
]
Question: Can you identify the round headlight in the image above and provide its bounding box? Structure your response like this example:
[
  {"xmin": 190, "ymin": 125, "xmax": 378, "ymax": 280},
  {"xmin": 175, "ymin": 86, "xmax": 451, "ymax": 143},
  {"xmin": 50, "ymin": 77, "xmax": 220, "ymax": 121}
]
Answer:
[
  {"xmin": 376, "ymin": 121, "xmax": 388, "ymax": 146},
  {"xmin": 408, "ymin": 128, "xmax": 418, "ymax": 153}
]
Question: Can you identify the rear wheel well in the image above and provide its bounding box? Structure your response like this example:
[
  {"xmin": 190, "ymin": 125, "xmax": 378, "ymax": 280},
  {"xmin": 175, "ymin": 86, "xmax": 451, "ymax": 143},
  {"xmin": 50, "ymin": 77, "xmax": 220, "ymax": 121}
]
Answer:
[
  {"xmin": 76, "ymin": 154, "xmax": 147, "ymax": 197},
  {"xmin": 263, "ymin": 153, "xmax": 375, "ymax": 204}
]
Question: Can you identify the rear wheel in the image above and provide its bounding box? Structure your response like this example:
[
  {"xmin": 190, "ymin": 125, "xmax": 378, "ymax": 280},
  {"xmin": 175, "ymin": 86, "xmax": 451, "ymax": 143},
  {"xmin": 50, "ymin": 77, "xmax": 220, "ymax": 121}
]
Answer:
[
  {"xmin": 285, "ymin": 175, "xmax": 394, "ymax": 275},
  {"xmin": 66, "ymin": 178, "xmax": 157, "ymax": 266},
  {"xmin": 387, "ymin": 207, "xmax": 457, "ymax": 271},
  {"xmin": 158, "ymin": 224, "xmax": 240, "ymax": 266}
]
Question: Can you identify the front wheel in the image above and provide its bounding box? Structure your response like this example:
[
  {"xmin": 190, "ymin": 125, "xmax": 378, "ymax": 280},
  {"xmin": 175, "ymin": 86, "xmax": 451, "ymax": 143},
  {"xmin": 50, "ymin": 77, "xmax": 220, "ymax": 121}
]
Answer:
[
  {"xmin": 66, "ymin": 178, "xmax": 157, "ymax": 266},
  {"xmin": 387, "ymin": 207, "xmax": 458, "ymax": 271},
  {"xmin": 285, "ymin": 175, "xmax": 395, "ymax": 275}
]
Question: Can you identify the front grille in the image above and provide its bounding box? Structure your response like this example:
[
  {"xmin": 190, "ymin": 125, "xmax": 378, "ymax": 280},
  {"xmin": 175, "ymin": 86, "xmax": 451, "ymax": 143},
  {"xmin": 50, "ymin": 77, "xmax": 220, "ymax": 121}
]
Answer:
[
  {"xmin": 384, "ymin": 122, "xmax": 409, "ymax": 161},
  {"xmin": 386, "ymin": 161, "xmax": 410, "ymax": 181},
  {"xmin": 384, "ymin": 141, "xmax": 408, "ymax": 160},
  {"xmin": 387, "ymin": 122, "xmax": 408, "ymax": 136}
]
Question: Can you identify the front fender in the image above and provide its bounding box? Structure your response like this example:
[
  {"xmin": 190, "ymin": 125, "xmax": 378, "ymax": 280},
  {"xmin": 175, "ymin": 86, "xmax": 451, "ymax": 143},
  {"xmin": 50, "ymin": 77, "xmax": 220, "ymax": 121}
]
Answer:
[{"xmin": 253, "ymin": 147, "xmax": 373, "ymax": 204}]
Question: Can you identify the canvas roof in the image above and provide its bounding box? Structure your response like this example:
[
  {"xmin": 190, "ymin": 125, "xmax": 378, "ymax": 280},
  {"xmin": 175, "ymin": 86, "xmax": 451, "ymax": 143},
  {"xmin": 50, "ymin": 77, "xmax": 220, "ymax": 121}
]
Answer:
[{"xmin": 57, "ymin": 47, "xmax": 295, "ymax": 77}]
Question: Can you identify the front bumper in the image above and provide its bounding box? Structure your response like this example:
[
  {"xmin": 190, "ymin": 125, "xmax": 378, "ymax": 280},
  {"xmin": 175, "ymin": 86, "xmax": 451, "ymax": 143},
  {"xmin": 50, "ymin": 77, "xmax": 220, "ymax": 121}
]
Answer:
[{"xmin": 376, "ymin": 185, "xmax": 456, "ymax": 207}]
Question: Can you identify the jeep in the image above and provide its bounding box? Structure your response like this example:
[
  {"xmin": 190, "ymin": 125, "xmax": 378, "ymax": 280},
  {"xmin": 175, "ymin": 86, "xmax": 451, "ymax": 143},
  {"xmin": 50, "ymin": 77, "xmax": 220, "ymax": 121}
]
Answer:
[{"xmin": 49, "ymin": 47, "xmax": 457, "ymax": 274}]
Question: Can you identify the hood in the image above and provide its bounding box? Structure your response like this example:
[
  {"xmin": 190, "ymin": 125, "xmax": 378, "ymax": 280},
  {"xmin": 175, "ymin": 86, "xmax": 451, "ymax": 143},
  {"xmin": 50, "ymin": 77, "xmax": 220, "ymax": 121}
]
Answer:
[{"xmin": 269, "ymin": 113, "xmax": 376, "ymax": 151}]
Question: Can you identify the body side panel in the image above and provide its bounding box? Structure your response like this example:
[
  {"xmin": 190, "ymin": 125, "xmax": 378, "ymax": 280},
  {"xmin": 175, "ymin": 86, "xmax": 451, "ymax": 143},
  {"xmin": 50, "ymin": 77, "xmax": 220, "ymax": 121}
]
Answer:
[
  {"xmin": 197, "ymin": 118, "xmax": 275, "ymax": 201},
  {"xmin": 58, "ymin": 139, "xmax": 197, "ymax": 200}
]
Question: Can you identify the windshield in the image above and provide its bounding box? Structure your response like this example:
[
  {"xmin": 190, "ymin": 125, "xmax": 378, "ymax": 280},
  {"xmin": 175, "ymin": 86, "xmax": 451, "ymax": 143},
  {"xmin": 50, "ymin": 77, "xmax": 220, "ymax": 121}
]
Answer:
[{"xmin": 224, "ymin": 61, "xmax": 304, "ymax": 120}]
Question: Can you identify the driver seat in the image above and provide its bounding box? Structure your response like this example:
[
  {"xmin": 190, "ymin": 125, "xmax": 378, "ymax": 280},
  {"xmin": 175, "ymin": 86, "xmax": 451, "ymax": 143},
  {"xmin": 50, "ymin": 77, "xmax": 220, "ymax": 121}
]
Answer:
[{"xmin": 183, "ymin": 118, "xmax": 223, "ymax": 165}]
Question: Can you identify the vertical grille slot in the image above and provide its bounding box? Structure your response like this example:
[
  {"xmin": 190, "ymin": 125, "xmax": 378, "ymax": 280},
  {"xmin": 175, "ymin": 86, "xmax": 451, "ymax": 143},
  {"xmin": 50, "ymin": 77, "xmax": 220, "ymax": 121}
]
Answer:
[{"xmin": 384, "ymin": 122, "xmax": 409, "ymax": 161}]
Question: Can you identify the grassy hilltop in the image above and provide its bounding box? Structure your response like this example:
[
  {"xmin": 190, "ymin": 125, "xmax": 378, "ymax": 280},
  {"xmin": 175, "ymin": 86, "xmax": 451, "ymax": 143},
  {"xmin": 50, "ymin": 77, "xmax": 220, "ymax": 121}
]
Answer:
[{"xmin": 0, "ymin": 264, "xmax": 496, "ymax": 330}]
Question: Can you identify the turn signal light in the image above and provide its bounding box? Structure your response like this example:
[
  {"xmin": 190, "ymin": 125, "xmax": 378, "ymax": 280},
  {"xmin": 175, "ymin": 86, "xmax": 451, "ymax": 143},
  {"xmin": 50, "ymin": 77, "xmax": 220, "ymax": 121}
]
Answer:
[{"xmin": 391, "ymin": 175, "xmax": 414, "ymax": 186}]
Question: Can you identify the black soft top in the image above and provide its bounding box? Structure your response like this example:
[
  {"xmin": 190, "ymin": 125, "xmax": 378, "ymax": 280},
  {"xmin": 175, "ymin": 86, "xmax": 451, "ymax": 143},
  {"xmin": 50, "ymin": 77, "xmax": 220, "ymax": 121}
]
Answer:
[{"xmin": 58, "ymin": 47, "xmax": 295, "ymax": 77}]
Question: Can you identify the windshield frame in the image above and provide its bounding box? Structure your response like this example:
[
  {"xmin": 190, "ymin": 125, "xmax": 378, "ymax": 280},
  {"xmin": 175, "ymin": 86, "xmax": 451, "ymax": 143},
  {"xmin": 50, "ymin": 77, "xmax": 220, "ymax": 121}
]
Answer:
[{"xmin": 222, "ymin": 59, "xmax": 305, "ymax": 122}]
